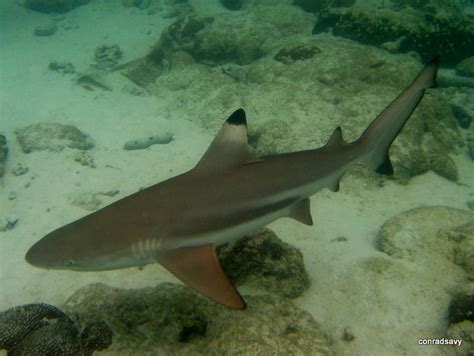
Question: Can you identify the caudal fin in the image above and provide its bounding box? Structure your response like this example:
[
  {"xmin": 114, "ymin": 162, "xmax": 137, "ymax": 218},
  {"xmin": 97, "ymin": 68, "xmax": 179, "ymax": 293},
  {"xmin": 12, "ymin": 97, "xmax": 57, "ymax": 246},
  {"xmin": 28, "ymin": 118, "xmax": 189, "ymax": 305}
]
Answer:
[{"xmin": 358, "ymin": 57, "xmax": 439, "ymax": 175}]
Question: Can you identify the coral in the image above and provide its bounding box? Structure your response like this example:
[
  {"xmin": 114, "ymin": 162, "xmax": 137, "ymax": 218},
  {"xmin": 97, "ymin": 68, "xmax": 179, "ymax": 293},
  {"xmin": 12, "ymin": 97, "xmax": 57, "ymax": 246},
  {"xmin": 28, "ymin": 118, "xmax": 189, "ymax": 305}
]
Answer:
[
  {"xmin": 0, "ymin": 303, "xmax": 112, "ymax": 354},
  {"xmin": 123, "ymin": 132, "xmax": 174, "ymax": 150}
]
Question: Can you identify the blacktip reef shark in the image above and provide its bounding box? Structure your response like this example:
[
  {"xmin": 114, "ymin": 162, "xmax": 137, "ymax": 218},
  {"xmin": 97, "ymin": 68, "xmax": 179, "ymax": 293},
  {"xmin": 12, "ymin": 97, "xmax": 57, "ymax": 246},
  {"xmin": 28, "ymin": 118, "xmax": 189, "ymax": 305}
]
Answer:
[{"xmin": 26, "ymin": 58, "xmax": 439, "ymax": 309}]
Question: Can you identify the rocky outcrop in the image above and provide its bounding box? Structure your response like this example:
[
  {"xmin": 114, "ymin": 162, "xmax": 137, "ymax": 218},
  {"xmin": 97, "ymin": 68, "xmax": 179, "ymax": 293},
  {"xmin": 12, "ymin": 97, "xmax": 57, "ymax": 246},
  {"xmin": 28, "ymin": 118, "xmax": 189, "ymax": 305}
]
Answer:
[
  {"xmin": 311, "ymin": 0, "xmax": 474, "ymax": 64},
  {"xmin": 62, "ymin": 282, "xmax": 332, "ymax": 355}
]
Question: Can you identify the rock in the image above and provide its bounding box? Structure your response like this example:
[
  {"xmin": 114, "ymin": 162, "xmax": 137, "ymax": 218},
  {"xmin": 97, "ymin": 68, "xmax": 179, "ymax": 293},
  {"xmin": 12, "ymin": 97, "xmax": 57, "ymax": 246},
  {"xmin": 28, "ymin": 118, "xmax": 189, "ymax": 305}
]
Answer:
[
  {"xmin": 120, "ymin": 5, "xmax": 315, "ymax": 86},
  {"xmin": 312, "ymin": 1, "xmax": 474, "ymax": 64},
  {"xmin": 24, "ymin": 0, "xmax": 90, "ymax": 13},
  {"xmin": 11, "ymin": 163, "xmax": 28, "ymax": 176},
  {"xmin": 123, "ymin": 132, "xmax": 174, "ymax": 150},
  {"xmin": 219, "ymin": 0, "xmax": 245, "ymax": 11},
  {"xmin": 33, "ymin": 22, "xmax": 57, "ymax": 36},
  {"xmin": 450, "ymin": 103, "xmax": 472, "ymax": 129},
  {"xmin": 93, "ymin": 44, "xmax": 123, "ymax": 70},
  {"xmin": 446, "ymin": 320, "xmax": 474, "ymax": 355},
  {"xmin": 49, "ymin": 61, "xmax": 75, "ymax": 74},
  {"xmin": 450, "ymin": 222, "xmax": 474, "ymax": 274},
  {"xmin": 378, "ymin": 206, "xmax": 474, "ymax": 275},
  {"xmin": 221, "ymin": 63, "xmax": 247, "ymax": 82},
  {"xmin": 216, "ymin": 228, "xmax": 310, "ymax": 298},
  {"xmin": 449, "ymin": 292, "xmax": 474, "ymax": 324},
  {"xmin": 294, "ymin": 0, "xmax": 332, "ymax": 12},
  {"xmin": 0, "ymin": 217, "xmax": 19, "ymax": 232},
  {"xmin": 0, "ymin": 303, "xmax": 112, "ymax": 354},
  {"xmin": 74, "ymin": 151, "xmax": 96, "ymax": 168},
  {"xmin": 16, "ymin": 123, "xmax": 94, "ymax": 153},
  {"xmin": 76, "ymin": 71, "xmax": 112, "ymax": 91},
  {"xmin": 71, "ymin": 193, "xmax": 103, "ymax": 211},
  {"xmin": 121, "ymin": 0, "xmax": 151, "ymax": 9},
  {"xmin": 467, "ymin": 133, "xmax": 474, "ymax": 160},
  {"xmin": 273, "ymin": 43, "xmax": 321, "ymax": 64},
  {"xmin": 0, "ymin": 134, "xmax": 7, "ymax": 177},
  {"xmin": 63, "ymin": 282, "xmax": 333, "ymax": 354},
  {"xmin": 437, "ymin": 69, "xmax": 474, "ymax": 89},
  {"xmin": 456, "ymin": 56, "xmax": 474, "ymax": 77}
]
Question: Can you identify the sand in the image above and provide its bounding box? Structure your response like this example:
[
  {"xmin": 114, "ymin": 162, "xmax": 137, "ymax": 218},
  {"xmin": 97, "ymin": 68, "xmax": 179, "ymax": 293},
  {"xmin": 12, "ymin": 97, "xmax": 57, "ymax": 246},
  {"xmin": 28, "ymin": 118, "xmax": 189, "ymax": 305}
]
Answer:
[{"xmin": 1, "ymin": 1, "xmax": 473, "ymax": 355}]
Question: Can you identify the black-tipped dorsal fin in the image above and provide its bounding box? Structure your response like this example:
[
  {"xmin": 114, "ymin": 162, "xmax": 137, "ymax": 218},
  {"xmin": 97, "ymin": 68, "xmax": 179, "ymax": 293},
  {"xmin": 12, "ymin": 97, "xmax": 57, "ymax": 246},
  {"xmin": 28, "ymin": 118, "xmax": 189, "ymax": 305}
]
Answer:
[
  {"xmin": 194, "ymin": 109, "xmax": 261, "ymax": 172},
  {"xmin": 326, "ymin": 127, "xmax": 346, "ymax": 148},
  {"xmin": 288, "ymin": 198, "xmax": 313, "ymax": 226}
]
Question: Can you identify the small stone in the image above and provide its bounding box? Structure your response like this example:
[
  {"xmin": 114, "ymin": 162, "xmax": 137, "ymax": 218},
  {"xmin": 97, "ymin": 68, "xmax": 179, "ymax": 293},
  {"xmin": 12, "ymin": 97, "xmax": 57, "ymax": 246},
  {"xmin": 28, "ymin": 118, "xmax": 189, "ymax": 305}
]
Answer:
[
  {"xmin": 0, "ymin": 134, "xmax": 7, "ymax": 178},
  {"xmin": 93, "ymin": 44, "xmax": 123, "ymax": 70},
  {"xmin": 219, "ymin": 0, "xmax": 244, "ymax": 11},
  {"xmin": 467, "ymin": 200, "xmax": 474, "ymax": 211},
  {"xmin": 8, "ymin": 192, "xmax": 16, "ymax": 200},
  {"xmin": 11, "ymin": 164, "xmax": 28, "ymax": 176},
  {"xmin": 49, "ymin": 61, "xmax": 75, "ymax": 74},
  {"xmin": 101, "ymin": 190, "xmax": 119, "ymax": 197},
  {"xmin": 449, "ymin": 292, "xmax": 474, "ymax": 324},
  {"xmin": 123, "ymin": 132, "xmax": 174, "ymax": 150},
  {"xmin": 71, "ymin": 193, "xmax": 102, "ymax": 211},
  {"xmin": 0, "ymin": 217, "xmax": 19, "ymax": 232},
  {"xmin": 456, "ymin": 56, "xmax": 474, "ymax": 77},
  {"xmin": 34, "ymin": 23, "xmax": 58, "ymax": 36},
  {"xmin": 274, "ymin": 44, "xmax": 321, "ymax": 64},
  {"xmin": 341, "ymin": 327, "xmax": 355, "ymax": 342},
  {"xmin": 450, "ymin": 104, "xmax": 472, "ymax": 129},
  {"xmin": 74, "ymin": 151, "xmax": 96, "ymax": 168}
]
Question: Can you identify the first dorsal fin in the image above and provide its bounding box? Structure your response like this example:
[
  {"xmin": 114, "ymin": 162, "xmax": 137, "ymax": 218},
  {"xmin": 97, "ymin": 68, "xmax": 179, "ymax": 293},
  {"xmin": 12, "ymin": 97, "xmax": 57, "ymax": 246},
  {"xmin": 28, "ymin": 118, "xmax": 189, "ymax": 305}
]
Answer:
[
  {"xmin": 325, "ymin": 127, "xmax": 346, "ymax": 148},
  {"xmin": 194, "ymin": 109, "xmax": 261, "ymax": 172}
]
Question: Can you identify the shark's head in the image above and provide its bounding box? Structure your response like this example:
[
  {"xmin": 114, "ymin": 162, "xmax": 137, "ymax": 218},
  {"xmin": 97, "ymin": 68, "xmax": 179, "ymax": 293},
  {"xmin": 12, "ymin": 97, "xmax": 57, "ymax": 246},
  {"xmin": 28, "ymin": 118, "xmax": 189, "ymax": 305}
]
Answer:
[{"xmin": 25, "ymin": 219, "xmax": 141, "ymax": 271}]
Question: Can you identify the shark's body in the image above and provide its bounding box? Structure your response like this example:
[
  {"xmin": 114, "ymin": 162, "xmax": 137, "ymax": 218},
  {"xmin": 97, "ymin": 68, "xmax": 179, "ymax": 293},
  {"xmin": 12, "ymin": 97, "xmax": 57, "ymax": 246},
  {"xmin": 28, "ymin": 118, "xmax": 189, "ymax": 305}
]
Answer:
[{"xmin": 26, "ymin": 58, "xmax": 439, "ymax": 309}]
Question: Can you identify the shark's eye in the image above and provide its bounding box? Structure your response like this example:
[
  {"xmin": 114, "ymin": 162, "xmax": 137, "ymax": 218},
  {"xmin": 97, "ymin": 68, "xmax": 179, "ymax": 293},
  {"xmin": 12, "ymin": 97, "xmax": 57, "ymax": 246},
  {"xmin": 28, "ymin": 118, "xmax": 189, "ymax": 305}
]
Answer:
[{"xmin": 65, "ymin": 259, "xmax": 76, "ymax": 266}]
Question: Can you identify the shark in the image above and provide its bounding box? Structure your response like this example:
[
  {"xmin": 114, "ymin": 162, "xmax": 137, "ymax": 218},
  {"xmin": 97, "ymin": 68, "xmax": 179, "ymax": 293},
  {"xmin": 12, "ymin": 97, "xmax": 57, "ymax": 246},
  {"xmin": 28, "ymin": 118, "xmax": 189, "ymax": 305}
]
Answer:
[{"xmin": 26, "ymin": 58, "xmax": 439, "ymax": 309}]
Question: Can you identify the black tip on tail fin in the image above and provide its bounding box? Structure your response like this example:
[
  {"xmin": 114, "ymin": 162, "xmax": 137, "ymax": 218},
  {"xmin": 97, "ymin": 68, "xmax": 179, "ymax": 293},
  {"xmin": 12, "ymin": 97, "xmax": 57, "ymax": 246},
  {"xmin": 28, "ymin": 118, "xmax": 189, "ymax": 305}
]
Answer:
[
  {"xmin": 375, "ymin": 154, "xmax": 394, "ymax": 176},
  {"xmin": 227, "ymin": 109, "xmax": 247, "ymax": 126}
]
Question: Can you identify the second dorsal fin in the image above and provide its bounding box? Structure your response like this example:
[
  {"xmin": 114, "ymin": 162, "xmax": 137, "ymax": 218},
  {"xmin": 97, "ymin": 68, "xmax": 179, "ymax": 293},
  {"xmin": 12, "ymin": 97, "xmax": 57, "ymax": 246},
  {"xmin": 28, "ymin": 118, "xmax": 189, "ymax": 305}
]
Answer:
[
  {"xmin": 194, "ymin": 109, "xmax": 261, "ymax": 172},
  {"xmin": 325, "ymin": 127, "xmax": 346, "ymax": 148}
]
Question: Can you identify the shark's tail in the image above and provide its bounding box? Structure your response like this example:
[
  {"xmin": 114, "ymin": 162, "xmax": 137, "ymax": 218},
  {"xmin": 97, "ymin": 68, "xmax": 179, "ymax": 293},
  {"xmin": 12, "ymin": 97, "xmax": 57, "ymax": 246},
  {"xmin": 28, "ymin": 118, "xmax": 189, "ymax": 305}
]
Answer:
[{"xmin": 356, "ymin": 57, "xmax": 439, "ymax": 175}]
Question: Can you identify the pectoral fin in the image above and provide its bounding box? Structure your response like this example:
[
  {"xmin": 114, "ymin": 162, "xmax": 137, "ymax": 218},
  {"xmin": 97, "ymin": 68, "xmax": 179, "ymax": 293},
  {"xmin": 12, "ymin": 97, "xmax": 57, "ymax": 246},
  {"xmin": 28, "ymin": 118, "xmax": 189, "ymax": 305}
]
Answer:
[{"xmin": 156, "ymin": 244, "xmax": 246, "ymax": 309}]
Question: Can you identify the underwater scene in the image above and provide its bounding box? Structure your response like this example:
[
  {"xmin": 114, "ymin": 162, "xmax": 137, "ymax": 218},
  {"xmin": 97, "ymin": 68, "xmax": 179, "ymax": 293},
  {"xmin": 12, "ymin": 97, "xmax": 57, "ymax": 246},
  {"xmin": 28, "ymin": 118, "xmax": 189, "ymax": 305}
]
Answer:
[{"xmin": 1, "ymin": 0, "xmax": 474, "ymax": 355}]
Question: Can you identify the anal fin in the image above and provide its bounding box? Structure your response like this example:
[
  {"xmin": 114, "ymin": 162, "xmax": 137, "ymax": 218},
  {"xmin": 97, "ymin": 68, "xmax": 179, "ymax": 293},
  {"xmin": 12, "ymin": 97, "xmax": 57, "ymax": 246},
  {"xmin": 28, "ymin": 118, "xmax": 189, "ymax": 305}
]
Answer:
[
  {"xmin": 288, "ymin": 198, "xmax": 313, "ymax": 226},
  {"xmin": 375, "ymin": 153, "xmax": 394, "ymax": 175},
  {"xmin": 156, "ymin": 244, "xmax": 246, "ymax": 309}
]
